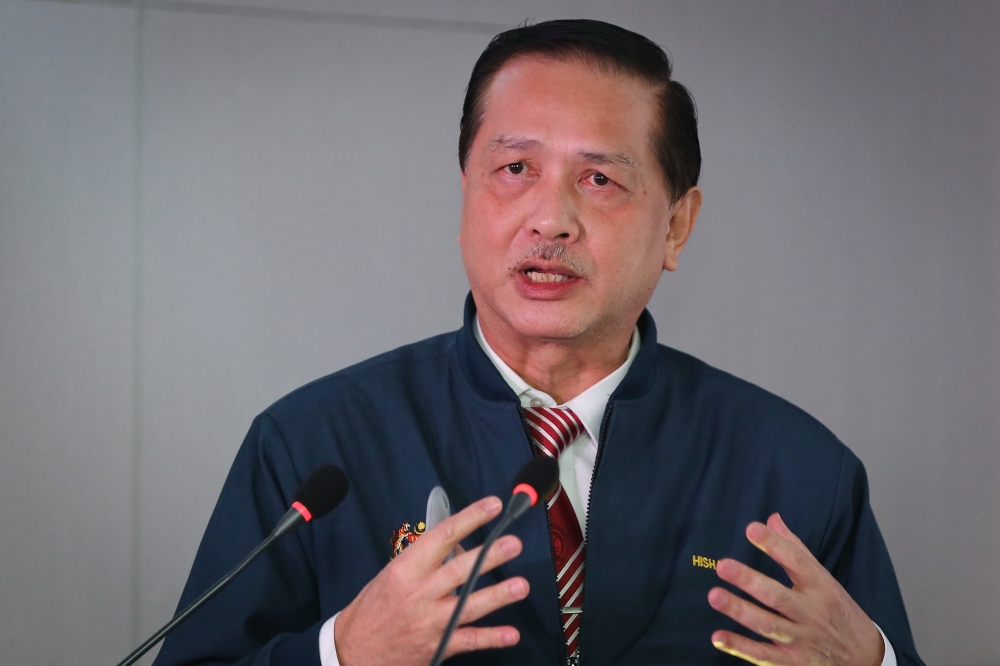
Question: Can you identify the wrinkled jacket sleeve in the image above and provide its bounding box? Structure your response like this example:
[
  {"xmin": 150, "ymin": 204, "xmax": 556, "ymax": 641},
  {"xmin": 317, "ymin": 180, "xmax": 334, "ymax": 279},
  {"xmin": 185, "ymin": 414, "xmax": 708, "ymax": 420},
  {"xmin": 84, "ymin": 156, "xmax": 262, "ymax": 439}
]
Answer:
[
  {"xmin": 820, "ymin": 450, "xmax": 924, "ymax": 666},
  {"xmin": 152, "ymin": 413, "xmax": 325, "ymax": 666}
]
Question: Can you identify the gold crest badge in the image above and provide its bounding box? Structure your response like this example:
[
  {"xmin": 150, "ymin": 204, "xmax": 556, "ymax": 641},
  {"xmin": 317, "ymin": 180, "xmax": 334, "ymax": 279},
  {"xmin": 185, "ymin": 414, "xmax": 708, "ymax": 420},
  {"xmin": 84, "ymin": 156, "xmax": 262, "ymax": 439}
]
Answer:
[{"xmin": 391, "ymin": 521, "xmax": 426, "ymax": 559}]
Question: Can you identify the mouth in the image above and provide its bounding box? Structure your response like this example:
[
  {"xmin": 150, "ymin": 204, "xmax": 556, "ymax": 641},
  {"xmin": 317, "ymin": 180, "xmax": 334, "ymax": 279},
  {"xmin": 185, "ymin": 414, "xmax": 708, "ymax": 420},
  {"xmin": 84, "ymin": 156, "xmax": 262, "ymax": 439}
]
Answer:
[
  {"xmin": 516, "ymin": 261, "xmax": 582, "ymax": 284},
  {"xmin": 523, "ymin": 269, "xmax": 572, "ymax": 283}
]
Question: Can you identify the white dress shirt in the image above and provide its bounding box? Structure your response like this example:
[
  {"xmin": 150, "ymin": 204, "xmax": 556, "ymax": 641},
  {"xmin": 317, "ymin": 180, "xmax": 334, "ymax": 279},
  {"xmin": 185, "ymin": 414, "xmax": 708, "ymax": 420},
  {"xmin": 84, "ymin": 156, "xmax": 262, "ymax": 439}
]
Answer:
[{"xmin": 319, "ymin": 317, "xmax": 895, "ymax": 665}]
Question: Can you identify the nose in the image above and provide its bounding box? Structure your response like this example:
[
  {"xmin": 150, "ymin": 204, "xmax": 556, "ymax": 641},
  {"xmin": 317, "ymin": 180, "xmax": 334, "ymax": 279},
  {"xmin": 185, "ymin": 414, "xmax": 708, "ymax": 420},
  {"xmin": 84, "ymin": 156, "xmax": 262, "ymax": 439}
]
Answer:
[{"xmin": 525, "ymin": 172, "xmax": 581, "ymax": 243}]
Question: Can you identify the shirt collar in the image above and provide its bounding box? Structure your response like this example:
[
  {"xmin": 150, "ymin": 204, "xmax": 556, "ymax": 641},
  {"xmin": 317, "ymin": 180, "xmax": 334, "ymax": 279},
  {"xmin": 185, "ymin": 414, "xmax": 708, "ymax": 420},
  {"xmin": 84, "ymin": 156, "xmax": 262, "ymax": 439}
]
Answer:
[{"xmin": 474, "ymin": 316, "xmax": 641, "ymax": 443}]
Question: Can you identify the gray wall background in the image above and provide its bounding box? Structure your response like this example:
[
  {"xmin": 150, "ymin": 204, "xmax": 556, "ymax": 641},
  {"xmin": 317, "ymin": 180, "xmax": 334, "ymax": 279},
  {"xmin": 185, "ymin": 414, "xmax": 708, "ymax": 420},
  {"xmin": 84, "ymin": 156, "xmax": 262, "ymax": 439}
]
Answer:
[{"xmin": 1, "ymin": 0, "xmax": 997, "ymax": 663}]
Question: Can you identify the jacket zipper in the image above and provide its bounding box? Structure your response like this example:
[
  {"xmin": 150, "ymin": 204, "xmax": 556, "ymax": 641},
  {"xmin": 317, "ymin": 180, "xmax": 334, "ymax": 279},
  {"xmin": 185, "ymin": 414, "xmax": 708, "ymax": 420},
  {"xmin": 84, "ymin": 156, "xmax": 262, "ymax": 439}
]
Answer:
[{"xmin": 576, "ymin": 401, "xmax": 615, "ymax": 666}]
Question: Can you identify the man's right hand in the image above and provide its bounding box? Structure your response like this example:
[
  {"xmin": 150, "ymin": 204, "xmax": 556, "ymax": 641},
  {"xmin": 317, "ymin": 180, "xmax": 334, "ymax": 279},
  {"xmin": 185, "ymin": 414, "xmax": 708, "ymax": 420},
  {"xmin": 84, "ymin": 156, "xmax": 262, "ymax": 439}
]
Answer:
[{"xmin": 333, "ymin": 496, "xmax": 529, "ymax": 666}]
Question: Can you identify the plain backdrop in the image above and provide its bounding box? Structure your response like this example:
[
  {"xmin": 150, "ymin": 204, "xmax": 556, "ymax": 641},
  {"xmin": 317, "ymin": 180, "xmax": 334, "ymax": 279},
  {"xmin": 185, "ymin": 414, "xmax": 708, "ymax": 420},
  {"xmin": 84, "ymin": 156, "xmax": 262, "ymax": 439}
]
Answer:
[{"xmin": 1, "ymin": 1, "xmax": 997, "ymax": 663}]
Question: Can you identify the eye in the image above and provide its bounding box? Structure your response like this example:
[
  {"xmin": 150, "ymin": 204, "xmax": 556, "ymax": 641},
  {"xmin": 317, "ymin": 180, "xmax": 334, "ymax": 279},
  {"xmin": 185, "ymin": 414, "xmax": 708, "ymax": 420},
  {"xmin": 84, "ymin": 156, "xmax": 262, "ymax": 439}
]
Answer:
[
  {"xmin": 591, "ymin": 172, "xmax": 610, "ymax": 186},
  {"xmin": 505, "ymin": 161, "xmax": 526, "ymax": 175}
]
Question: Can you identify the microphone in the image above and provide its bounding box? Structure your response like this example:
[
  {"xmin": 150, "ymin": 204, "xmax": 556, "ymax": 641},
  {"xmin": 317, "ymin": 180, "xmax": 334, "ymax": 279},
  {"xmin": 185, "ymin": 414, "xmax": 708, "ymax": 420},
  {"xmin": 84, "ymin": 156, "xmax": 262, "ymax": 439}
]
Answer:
[
  {"xmin": 428, "ymin": 457, "xmax": 559, "ymax": 666},
  {"xmin": 273, "ymin": 465, "xmax": 350, "ymax": 538},
  {"xmin": 507, "ymin": 455, "xmax": 560, "ymax": 521},
  {"xmin": 115, "ymin": 465, "xmax": 350, "ymax": 666}
]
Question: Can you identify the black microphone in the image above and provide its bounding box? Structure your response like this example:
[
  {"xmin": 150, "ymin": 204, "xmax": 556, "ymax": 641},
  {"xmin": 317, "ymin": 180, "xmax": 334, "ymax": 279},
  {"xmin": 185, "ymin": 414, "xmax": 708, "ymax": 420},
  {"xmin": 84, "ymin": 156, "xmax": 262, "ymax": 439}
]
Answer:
[
  {"xmin": 115, "ymin": 465, "xmax": 350, "ymax": 666},
  {"xmin": 428, "ymin": 457, "xmax": 559, "ymax": 666}
]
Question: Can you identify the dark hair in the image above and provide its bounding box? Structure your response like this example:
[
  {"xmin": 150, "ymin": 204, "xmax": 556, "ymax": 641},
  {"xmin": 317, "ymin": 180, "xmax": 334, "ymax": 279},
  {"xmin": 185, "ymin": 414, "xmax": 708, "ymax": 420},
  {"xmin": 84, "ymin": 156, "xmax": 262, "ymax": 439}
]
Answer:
[{"xmin": 459, "ymin": 19, "xmax": 701, "ymax": 202}]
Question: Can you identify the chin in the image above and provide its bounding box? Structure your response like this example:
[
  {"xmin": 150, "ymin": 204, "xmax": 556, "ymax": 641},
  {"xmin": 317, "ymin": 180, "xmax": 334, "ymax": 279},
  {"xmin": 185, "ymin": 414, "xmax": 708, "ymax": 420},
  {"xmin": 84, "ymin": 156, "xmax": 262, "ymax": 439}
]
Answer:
[{"xmin": 503, "ymin": 302, "xmax": 594, "ymax": 341}]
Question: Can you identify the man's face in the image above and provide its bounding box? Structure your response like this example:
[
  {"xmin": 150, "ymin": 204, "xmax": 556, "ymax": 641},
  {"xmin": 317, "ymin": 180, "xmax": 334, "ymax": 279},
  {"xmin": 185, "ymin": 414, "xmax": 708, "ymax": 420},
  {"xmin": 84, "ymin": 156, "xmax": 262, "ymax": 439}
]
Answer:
[{"xmin": 459, "ymin": 56, "xmax": 696, "ymax": 348}]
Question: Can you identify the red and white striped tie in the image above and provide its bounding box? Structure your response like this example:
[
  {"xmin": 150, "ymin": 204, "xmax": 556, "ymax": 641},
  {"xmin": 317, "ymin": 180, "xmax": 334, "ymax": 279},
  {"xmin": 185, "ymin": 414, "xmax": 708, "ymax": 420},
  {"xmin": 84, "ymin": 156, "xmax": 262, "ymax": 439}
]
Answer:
[{"xmin": 523, "ymin": 406, "xmax": 586, "ymax": 661}]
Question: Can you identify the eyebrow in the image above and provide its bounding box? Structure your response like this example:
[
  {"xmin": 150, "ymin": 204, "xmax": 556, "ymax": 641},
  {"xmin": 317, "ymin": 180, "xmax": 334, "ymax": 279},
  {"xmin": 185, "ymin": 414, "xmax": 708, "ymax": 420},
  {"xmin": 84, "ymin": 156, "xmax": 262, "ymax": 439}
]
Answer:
[
  {"xmin": 489, "ymin": 135, "xmax": 540, "ymax": 152},
  {"xmin": 579, "ymin": 151, "xmax": 637, "ymax": 168},
  {"xmin": 489, "ymin": 136, "xmax": 637, "ymax": 169}
]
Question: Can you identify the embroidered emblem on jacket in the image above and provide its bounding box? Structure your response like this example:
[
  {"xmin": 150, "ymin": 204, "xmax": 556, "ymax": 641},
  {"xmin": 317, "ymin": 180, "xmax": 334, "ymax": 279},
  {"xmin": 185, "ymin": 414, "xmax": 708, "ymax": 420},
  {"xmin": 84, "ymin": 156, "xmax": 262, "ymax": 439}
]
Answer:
[
  {"xmin": 692, "ymin": 555, "xmax": 717, "ymax": 570},
  {"xmin": 391, "ymin": 521, "xmax": 426, "ymax": 559}
]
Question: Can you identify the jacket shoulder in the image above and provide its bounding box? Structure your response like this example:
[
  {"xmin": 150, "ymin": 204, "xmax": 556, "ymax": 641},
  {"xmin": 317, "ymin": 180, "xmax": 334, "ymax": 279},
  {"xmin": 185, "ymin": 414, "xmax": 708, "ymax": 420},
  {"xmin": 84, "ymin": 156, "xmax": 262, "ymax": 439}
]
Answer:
[
  {"xmin": 654, "ymin": 344, "xmax": 852, "ymax": 464},
  {"xmin": 263, "ymin": 330, "xmax": 458, "ymax": 422}
]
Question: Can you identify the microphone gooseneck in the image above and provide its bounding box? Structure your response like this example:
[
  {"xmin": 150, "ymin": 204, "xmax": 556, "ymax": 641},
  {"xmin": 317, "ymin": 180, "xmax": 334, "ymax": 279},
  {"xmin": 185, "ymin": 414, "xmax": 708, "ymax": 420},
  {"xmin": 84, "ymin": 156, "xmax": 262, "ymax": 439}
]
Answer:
[
  {"xmin": 114, "ymin": 465, "xmax": 349, "ymax": 666},
  {"xmin": 428, "ymin": 457, "xmax": 559, "ymax": 666}
]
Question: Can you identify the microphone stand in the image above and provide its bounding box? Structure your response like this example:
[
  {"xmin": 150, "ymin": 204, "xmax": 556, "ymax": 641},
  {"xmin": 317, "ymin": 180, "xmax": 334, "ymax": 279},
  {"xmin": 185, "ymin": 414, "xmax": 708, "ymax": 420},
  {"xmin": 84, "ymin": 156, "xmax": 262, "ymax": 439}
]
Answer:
[
  {"xmin": 427, "ymin": 493, "xmax": 532, "ymax": 666},
  {"xmin": 115, "ymin": 507, "xmax": 304, "ymax": 666}
]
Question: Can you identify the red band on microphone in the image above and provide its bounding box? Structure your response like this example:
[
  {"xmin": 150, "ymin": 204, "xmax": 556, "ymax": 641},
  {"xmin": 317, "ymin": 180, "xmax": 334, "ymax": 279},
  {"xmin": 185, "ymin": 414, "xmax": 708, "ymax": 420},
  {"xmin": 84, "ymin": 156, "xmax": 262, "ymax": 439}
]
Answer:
[
  {"xmin": 512, "ymin": 483, "xmax": 539, "ymax": 507},
  {"xmin": 291, "ymin": 501, "xmax": 313, "ymax": 522}
]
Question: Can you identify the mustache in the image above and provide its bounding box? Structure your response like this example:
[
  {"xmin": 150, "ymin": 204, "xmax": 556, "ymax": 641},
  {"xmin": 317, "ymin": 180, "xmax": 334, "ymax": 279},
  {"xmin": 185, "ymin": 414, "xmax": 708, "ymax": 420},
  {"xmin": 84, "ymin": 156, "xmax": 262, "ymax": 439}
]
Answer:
[{"xmin": 510, "ymin": 243, "xmax": 590, "ymax": 276}]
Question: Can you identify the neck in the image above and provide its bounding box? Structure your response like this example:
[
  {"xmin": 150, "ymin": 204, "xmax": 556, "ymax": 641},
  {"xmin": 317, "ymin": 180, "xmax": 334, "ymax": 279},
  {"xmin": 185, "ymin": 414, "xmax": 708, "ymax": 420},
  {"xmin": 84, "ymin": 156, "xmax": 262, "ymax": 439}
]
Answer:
[{"xmin": 477, "ymin": 314, "xmax": 633, "ymax": 404}]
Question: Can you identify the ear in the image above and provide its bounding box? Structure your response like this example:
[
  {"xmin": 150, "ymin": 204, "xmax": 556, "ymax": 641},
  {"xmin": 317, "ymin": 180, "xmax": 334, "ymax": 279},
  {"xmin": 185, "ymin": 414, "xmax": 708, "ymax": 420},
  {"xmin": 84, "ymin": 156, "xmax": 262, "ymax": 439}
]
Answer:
[{"xmin": 663, "ymin": 186, "xmax": 702, "ymax": 272}]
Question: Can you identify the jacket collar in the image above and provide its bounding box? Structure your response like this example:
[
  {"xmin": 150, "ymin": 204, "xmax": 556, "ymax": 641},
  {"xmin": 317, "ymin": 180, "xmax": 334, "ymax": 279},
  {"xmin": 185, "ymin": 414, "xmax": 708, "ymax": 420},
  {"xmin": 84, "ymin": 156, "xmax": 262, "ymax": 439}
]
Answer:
[{"xmin": 456, "ymin": 292, "xmax": 659, "ymax": 405}]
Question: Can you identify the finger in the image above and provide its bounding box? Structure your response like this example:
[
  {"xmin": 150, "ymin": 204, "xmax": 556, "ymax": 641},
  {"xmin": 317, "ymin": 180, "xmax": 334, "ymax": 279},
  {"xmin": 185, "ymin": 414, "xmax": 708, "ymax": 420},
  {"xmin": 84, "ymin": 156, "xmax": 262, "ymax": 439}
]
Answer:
[
  {"xmin": 403, "ymin": 497, "xmax": 504, "ymax": 571},
  {"xmin": 707, "ymin": 586, "xmax": 797, "ymax": 646},
  {"xmin": 444, "ymin": 625, "xmax": 520, "ymax": 658},
  {"xmin": 745, "ymin": 521, "xmax": 823, "ymax": 589},
  {"xmin": 457, "ymin": 576, "xmax": 530, "ymax": 625},
  {"xmin": 714, "ymin": 558, "xmax": 804, "ymax": 622},
  {"xmin": 768, "ymin": 513, "xmax": 807, "ymax": 552},
  {"xmin": 430, "ymin": 534, "xmax": 522, "ymax": 596},
  {"xmin": 711, "ymin": 629, "xmax": 791, "ymax": 666},
  {"xmin": 766, "ymin": 514, "xmax": 830, "ymax": 584}
]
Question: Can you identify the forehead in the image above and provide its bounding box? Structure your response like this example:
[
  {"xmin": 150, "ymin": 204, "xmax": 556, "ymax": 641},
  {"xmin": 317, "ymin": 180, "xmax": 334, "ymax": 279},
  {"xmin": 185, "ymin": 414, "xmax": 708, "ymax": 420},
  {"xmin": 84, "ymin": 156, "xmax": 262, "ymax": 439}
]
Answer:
[{"xmin": 476, "ymin": 56, "xmax": 660, "ymax": 163}]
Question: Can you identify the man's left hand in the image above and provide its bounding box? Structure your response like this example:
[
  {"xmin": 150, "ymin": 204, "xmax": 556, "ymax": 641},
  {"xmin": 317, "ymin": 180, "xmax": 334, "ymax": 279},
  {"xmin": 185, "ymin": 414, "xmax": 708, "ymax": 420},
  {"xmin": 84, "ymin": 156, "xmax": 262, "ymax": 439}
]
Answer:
[{"xmin": 708, "ymin": 513, "xmax": 884, "ymax": 666}]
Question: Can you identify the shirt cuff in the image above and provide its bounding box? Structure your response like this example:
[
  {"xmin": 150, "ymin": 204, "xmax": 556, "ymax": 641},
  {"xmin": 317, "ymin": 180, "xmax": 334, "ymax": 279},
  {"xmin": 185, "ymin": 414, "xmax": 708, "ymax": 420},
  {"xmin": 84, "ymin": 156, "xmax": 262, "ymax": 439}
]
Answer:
[
  {"xmin": 875, "ymin": 622, "xmax": 897, "ymax": 666},
  {"xmin": 318, "ymin": 612, "xmax": 342, "ymax": 666}
]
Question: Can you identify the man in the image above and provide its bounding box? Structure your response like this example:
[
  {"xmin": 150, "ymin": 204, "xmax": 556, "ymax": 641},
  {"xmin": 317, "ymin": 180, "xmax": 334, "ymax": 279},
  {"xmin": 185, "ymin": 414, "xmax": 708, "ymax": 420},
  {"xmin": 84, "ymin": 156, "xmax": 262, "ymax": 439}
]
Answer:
[{"xmin": 152, "ymin": 20, "xmax": 923, "ymax": 666}]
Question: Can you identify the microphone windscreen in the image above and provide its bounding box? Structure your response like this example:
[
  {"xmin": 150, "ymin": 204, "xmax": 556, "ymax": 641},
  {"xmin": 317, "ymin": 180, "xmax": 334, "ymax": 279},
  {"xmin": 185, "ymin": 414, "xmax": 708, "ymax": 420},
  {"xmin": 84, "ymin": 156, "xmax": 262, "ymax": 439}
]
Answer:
[
  {"xmin": 512, "ymin": 457, "xmax": 559, "ymax": 501},
  {"xmin": 293, "ymin": 465, "xmax": 349, "ymax": 520}
]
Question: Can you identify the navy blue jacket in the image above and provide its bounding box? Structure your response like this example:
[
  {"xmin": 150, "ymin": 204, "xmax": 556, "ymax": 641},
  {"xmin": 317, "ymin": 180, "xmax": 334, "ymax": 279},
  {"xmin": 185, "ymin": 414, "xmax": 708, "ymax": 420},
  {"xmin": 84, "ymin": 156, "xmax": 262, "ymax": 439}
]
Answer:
[{"xmin": 153, "ymin": 297, "xmax": 923, "ymax": 665}]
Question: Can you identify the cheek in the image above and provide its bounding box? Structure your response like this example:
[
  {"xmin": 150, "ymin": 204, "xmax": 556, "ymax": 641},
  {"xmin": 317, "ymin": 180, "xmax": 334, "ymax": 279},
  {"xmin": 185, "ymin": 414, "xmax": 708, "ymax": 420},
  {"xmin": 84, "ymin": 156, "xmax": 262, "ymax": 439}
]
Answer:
[
  {"xmin": 467, "ymin": 180, "xmax": 527, "ymax": 237},
  {"xmin": 461, "ymin": 193, "xmax": 517, "ymax": 277},
  {"xmin": 598, "ymin": 219, "xmax": 664, "ymax": 292},
  {"xmin": 461, "ymin": 205, "xmax": 501, "ymax": 256}
]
